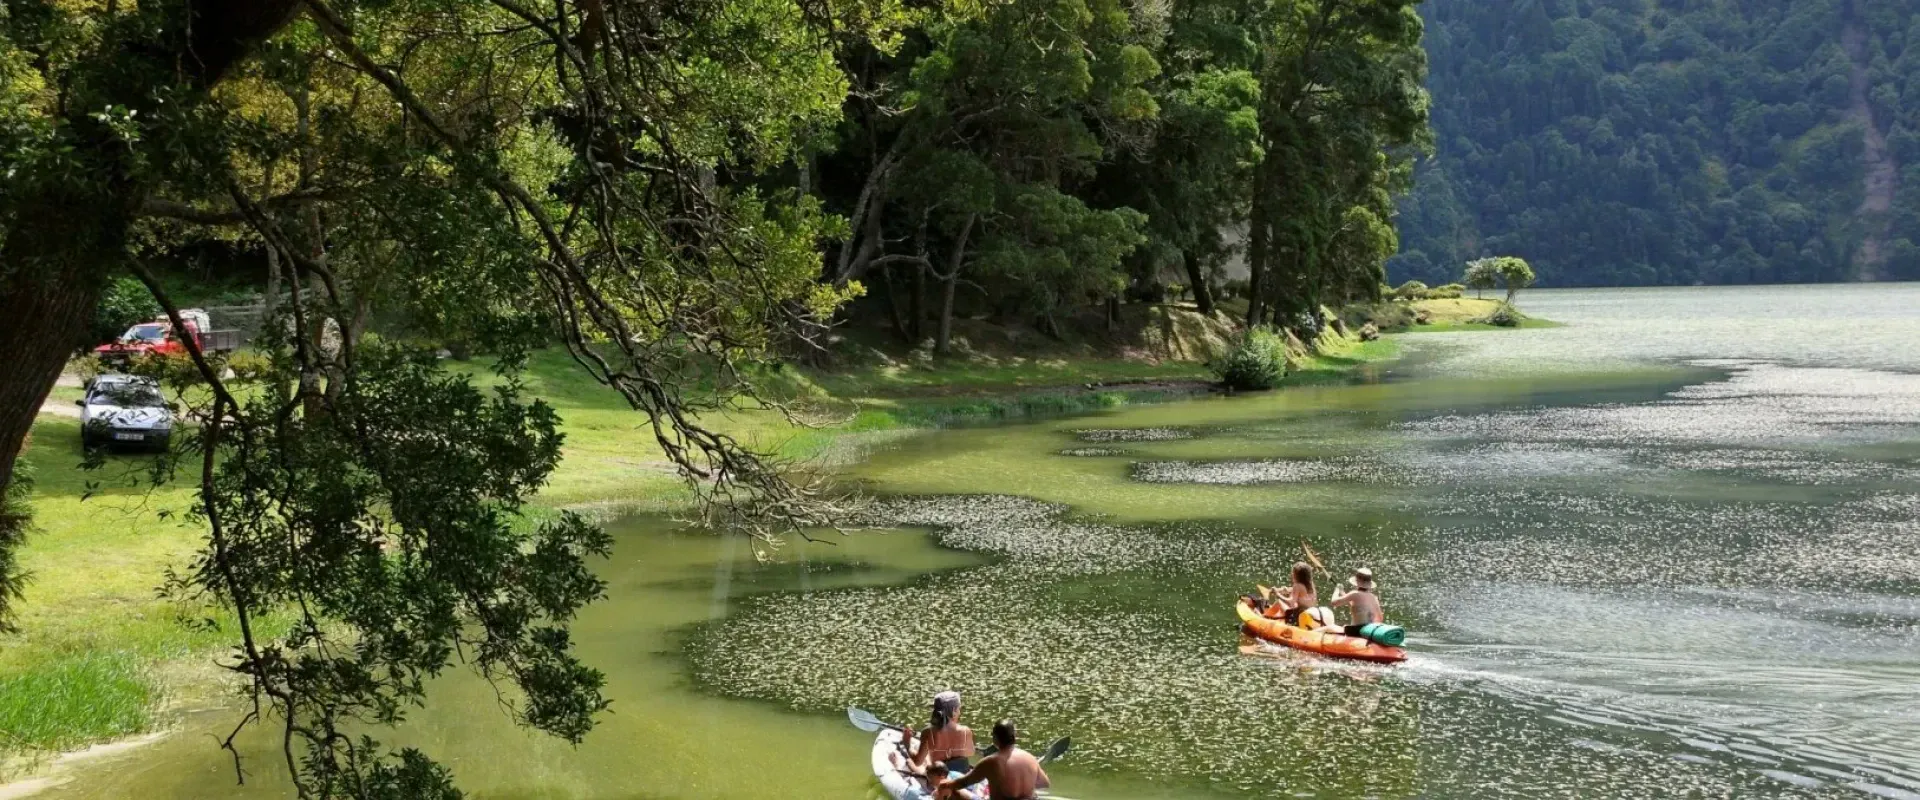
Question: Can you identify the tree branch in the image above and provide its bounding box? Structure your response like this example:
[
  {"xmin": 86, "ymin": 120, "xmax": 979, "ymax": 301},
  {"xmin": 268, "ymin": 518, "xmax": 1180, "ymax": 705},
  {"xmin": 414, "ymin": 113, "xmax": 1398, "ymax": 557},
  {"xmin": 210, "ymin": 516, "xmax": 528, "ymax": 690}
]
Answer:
[{"xmin": 138, "ymin": 189, "xmax": 335, "ymax": 226}]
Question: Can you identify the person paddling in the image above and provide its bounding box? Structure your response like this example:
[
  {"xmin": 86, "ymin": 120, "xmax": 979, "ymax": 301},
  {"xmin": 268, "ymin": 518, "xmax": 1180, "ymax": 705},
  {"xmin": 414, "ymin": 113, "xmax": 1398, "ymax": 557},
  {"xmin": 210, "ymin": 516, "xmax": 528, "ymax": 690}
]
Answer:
[
  {"xmin": 1263, "ymin": 562, "xmax": 1318, "ymax": 627},
  {"xmin": 912, "ymin": 691, "xmax": 976, "ymax": 775},
  {"xmin": 942, "ymin": 719, "xmax": 1050, "ymax": 800},
  {"xmin": 1325, "ymin": 567, "xmax": 1384, "ymax": 636}
]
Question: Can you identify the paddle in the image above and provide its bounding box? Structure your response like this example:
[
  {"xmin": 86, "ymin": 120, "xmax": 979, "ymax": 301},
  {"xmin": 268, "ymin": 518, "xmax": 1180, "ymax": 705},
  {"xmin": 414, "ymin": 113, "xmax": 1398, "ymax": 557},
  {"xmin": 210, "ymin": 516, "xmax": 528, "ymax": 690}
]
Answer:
[
  {"xmin": 847, "ymin": 705, "xmax": 907, "ymax": 733},
  {"xmin": 1301, "ymin": 539, "xmax": 1331, "ymax": 580},
  {"xmin": 977, "ymin": 736, "xmax": 1071, "ymax": 764}
]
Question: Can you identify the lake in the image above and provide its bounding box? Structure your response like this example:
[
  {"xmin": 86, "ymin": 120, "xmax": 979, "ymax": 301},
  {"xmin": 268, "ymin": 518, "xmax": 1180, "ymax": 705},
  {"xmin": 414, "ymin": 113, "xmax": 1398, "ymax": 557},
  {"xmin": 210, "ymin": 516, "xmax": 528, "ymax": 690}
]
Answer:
[{"xmin": 36, "ymin": 284, "xmax": 1920, "ymax": 799}]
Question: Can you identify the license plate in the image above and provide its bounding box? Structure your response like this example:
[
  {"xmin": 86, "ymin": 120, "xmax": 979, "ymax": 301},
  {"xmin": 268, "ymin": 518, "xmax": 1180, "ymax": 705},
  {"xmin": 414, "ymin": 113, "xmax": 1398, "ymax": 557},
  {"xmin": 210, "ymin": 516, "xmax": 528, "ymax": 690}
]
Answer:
[{"xmin": 113, "ymin": 433, "xmax": 144, "ymax": 441}]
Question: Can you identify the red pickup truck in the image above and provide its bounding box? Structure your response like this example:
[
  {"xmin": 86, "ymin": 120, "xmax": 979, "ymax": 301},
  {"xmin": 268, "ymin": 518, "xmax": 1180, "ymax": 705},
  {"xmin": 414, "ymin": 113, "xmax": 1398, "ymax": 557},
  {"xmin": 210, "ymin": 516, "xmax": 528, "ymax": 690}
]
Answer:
[{"xmin": 94, "ymin": 309, "xmax": 241, "ymax": 362}]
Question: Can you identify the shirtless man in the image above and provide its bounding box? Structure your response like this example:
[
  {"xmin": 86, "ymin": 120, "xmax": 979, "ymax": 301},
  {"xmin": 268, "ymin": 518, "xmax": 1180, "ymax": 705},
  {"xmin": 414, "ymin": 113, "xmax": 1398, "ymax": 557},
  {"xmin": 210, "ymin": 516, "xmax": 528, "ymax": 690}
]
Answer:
[
  {"xmin": 1325, "ymin": 567, "xmax": 1383, "ymax": 635},
  {"xmin": 942, "ymin": 720, "xmax": 1050, "ymax": 800}
]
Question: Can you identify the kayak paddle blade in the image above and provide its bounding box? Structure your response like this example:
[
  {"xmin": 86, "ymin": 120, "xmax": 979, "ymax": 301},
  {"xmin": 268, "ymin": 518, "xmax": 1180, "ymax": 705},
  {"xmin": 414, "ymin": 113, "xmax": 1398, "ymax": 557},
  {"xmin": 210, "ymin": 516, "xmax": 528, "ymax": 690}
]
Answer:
[
  {"xmin": 847, "ymin": 706, "xmax": 886, "ymax": 733},
  {"xmin": 1040, "ymin": 737, "xmax": 1071, "ymax": 764}
]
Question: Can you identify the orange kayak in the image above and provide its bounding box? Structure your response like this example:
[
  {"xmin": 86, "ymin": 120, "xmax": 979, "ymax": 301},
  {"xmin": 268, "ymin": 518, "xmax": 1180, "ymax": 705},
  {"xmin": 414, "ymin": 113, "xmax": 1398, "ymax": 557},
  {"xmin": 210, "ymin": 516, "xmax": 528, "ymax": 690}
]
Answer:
[{"xmin": 1236, "ymin": 600, "xmax": 1408, "ymax": 664}]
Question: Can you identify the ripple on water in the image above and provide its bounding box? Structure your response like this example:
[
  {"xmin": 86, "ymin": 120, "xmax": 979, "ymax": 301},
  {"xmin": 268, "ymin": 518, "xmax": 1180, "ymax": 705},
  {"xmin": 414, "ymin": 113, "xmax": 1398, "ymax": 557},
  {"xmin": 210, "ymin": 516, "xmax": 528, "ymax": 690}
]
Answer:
[{"xmin": 1401, "ymin": 362, "xmax": 1920, "ymax": 448}]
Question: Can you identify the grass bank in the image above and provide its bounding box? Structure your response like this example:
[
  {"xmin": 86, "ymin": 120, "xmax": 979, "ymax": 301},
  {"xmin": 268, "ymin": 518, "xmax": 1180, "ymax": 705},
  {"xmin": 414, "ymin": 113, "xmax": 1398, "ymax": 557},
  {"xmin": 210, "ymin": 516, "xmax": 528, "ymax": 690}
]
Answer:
[
  {"xmin": 1401, "ymin": 297, "xmax": 1562, "ymax": 331},
  {"xmin": 0, "ymin": 333, "xmax": 1396, "ymax": 777}
]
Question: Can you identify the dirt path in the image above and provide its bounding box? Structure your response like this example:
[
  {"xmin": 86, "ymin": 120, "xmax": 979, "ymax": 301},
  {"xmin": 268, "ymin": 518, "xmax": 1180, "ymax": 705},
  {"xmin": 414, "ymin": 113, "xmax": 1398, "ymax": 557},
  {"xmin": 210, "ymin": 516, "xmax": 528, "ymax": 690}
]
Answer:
[{"xmin": 36, "ymin": 375, "xmax": 82, "ymax": 419}]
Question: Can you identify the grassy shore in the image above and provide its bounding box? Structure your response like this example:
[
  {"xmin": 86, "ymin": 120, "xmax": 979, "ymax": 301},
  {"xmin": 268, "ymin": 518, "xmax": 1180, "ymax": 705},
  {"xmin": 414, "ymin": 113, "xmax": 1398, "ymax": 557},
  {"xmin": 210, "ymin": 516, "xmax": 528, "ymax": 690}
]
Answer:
[
  {"xmin": 0, "ymin": 333, "xmax": 1398, "ymax": 776},
  {"xmin": 1402, "ymin": 297, "xmax": 1562, "ymax": 332}
]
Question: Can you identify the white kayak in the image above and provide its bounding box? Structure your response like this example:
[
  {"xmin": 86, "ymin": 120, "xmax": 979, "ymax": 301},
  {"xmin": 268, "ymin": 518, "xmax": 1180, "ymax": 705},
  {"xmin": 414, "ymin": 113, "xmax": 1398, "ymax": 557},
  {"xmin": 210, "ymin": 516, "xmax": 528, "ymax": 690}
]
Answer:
[
  {"xmin": 869, "ymin": 728, "xmax": 1075, "ymax": 800},
  {"xmin": 870, "ymin": 728, "xmax": 928, "ymax": 800}
]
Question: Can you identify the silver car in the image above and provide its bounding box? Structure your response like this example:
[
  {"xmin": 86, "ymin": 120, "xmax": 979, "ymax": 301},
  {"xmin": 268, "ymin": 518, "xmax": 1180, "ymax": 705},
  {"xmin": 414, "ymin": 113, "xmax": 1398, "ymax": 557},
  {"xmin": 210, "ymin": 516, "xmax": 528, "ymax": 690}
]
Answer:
[{"xmin": 78, "ymin": 374, "xmax": 174, "ymax": 450}]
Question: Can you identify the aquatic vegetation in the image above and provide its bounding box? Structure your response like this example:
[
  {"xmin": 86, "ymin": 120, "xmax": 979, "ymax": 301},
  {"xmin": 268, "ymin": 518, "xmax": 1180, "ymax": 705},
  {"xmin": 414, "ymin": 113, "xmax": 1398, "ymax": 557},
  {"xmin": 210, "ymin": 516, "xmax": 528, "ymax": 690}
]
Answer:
[
  {"xmin": 1131, "ymin": 458, "xmax": 1389, "ymax": 485},
  {"xmin": 1071, "ymin": 427, "xmax": 1195, "ymax": 443}
]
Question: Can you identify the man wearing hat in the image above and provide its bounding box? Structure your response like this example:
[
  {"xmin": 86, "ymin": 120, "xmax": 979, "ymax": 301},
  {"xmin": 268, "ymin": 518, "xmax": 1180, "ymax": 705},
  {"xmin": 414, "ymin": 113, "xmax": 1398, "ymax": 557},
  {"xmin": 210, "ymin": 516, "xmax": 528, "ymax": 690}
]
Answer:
[{"xmin": 1325, "ymin": 567, "xmax": 1384, "ymax": 637}]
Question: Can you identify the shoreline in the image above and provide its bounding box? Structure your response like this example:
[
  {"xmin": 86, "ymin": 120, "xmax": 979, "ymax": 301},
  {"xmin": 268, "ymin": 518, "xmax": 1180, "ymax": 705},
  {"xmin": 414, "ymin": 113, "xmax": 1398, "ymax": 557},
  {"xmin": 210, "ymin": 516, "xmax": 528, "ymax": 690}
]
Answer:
[{"xmin": 0, "ymin": 328, "xmax": 1418, "ymax": 795}]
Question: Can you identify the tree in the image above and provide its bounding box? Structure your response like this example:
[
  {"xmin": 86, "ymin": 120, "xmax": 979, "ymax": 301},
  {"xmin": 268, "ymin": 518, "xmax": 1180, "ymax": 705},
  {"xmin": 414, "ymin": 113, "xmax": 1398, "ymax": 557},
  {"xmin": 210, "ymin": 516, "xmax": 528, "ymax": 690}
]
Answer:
[
  {"xmin": 1462, "ymin": 257, "xmax": 1500, "ymax": 298},
  {"xmin": 826, "ymin": 0, "xmax": 1159, "ymax": 350},
  {"xmin": 1085, "ymin": 0, "xmax": 1264, "ymax": 318},
  {"xmin": 1, "ymin": 0, "xmax": 898, "ymax": 795},
  {"xmin": 1495, "ymin": 255, "xmax": 1536, "ymax": 302},
  {"xmin": 1464, "ymin": 256, "xmax": 1533, "ymax": 302},
  {"xmin": 1243, "ymin": 0, "xmax": 1433, "ymax": 332}
]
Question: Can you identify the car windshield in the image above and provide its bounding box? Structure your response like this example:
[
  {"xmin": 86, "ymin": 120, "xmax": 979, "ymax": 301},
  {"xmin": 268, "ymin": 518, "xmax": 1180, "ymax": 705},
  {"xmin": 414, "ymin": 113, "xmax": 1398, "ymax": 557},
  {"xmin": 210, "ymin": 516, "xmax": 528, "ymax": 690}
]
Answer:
[
  {"xmin": 124, "ymin": 324, "xmax": 168, "ymax": 342},
  {"xmin": 93, "ymin": 387, "xmax": 165, "ymax": 408}
]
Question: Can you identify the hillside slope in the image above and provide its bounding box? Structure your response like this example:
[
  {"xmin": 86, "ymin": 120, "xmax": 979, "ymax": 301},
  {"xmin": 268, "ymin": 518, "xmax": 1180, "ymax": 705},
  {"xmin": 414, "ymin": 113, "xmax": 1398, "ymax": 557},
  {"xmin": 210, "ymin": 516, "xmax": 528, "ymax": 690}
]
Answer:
[{"xmin": 1394, "ymin": 0, "xmax": 1920, "ymax": 287}]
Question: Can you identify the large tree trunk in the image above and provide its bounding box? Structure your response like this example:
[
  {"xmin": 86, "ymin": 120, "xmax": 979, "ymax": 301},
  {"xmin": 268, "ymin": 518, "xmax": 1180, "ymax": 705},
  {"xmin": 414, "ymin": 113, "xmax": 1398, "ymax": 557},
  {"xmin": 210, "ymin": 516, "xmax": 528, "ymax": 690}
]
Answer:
[
  {"xmin": 933, "ymin": 214, "xmax": 977, "ymax": 356},
  {"xmin": 0, "ymin": 218, "xmax": 120, "ymax": 493},
  {"xmin": 935, "ymin": 270, "xmax": 959, "ymax": 355},
  {"xmin": 1247, "ymin": 188, "xmax": 1272, "ymax": 328},
  {"xmin": 879, "ymin": 265, "xmax": 912, "ymax": 344},
  {"xmin": 1183, "ymin": 250, "xmax": 1215, "ymax": 316},
  {"xmin": 910, "ymin": 263, "xmax": 927, "ymax": 343},
  {"xmin": 0, "ymin": 0, "xmax": 300, "ymax": 536}
]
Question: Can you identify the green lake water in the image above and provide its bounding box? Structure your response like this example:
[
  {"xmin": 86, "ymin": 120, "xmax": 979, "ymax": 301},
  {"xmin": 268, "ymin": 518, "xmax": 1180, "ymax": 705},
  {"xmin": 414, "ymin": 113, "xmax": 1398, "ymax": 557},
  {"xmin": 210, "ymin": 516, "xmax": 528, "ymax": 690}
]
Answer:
[{"xmin": 35, "ymin": 284, "xmax": 1920, "ymax": 798}]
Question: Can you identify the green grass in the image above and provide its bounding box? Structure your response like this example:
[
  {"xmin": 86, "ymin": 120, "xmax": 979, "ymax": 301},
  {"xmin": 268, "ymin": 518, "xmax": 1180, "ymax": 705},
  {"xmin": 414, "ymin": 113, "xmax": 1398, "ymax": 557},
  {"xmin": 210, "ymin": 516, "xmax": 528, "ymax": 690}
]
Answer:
[
  {"xmin": 0, "ymin": 652, "xmax": 151, "ymax": 753},
  {"xmin": 1290, "ymin": 337, "xmax": 1401, "ymax": 378},
  {"xmin": 3, "ymin": 417, "xmax": 288, "ymax": 763},
  {"xmin": 804, "ymin": 357, "xmax": 1211, "ymax": 398},
  {"xmin": 1398, "ymin": 297, "xmax": 1560, "ymax": 332}
]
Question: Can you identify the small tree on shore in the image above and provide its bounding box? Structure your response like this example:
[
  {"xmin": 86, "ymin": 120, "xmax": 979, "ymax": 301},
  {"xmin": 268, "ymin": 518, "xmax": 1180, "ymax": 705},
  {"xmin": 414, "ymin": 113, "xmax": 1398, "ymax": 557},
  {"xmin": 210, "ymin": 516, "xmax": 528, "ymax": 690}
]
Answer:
[
  {"xmin": 1495, "ymin": 257, "xmax": 1536, "ymax": 303},
  {"xmin": 1462, "ymin": 257, "xmax": 1534, "ymax": 303},
  {"xmin": 1463, "ymin": 259, "xmax": 1499, "ymax": 299}
]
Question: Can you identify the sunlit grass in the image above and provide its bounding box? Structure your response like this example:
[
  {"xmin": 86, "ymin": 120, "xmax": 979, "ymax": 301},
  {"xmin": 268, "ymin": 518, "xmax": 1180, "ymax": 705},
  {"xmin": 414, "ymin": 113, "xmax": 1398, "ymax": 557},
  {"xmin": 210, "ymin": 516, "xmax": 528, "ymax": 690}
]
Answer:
[{"xmin": 0, "ymin": 652, "xmax": 151, "ymax": 752}]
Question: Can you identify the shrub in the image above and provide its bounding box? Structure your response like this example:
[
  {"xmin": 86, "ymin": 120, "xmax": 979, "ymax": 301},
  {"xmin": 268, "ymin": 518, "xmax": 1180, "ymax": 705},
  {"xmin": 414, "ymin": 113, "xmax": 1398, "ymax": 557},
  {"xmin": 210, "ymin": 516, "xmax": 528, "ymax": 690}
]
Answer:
[
  {"xmin": 1214, "ymin": 329, "xmax": 1288, "ymax": 390},
  {"xmin": 1390, "ymin": 280, "xmax": 1429, "ymax": 301},
  {"xmin": 1340, "ymin": 302, "xmax": 1415, "ymax": 333},
  {"xmin": 86, "ymin": 277, "xmax": 161, "ymax": 349},
  {"xmin": 1475, "ymin": 303, "xmax": 1526, "ymax": 328},
  {"xmin": 1219, "ymin": 278, "xmax": 1250, "ymax": 300}
]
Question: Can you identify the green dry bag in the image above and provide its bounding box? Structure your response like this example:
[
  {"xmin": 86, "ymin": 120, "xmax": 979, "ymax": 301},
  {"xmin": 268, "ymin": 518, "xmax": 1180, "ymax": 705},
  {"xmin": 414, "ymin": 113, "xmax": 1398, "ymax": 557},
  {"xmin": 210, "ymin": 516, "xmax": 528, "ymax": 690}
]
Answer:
[{"xmin": 1357, "ymin": 622, "xmax": 1405, "ymax": 647}]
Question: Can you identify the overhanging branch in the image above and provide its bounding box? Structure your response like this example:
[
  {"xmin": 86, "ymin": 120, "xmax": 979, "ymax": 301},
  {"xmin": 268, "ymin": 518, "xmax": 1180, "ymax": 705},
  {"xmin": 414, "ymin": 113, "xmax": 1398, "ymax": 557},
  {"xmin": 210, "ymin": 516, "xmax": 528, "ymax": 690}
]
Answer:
[{"xmin": 138, "ymin": 188, "xmax": 335, "ymax": 226}]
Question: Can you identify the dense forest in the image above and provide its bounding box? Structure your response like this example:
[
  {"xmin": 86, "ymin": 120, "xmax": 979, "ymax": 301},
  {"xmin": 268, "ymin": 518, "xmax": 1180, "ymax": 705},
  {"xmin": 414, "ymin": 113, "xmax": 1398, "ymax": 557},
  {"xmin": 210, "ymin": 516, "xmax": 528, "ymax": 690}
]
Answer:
[{"xmin": 1393, "ymin": 0, "xmax": 1920, "ymax": 287}]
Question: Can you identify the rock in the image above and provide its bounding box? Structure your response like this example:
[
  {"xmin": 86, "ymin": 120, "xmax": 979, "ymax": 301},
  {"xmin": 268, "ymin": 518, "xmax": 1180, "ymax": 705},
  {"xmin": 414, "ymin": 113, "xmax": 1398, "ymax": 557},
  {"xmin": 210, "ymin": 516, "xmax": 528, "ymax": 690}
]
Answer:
[
  {"xmin": 1359, "ymin": 322, "xmax": 1380, "ymax": 341},
  {"xmin": 1414, "ymin": 307, "xmax": 1433, "ymax": 325}
]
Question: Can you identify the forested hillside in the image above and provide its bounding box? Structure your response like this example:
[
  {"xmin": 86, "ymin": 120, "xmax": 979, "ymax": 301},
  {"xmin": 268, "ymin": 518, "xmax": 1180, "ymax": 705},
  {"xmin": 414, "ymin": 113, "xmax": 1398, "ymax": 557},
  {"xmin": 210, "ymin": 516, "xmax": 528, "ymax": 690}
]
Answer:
[{"xmin": 1393, "ymin": 0, "xmax": 1920, "ymax": 287}]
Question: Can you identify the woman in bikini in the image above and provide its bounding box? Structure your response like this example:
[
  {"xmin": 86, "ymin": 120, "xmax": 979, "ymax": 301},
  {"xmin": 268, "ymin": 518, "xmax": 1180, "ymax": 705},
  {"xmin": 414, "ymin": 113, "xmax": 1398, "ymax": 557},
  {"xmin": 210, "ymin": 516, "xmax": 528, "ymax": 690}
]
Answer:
[
  {"xmin": 1264, "ymin": 562, "xmax": 1319, "ymax": 627},
  {"xmin": 913, "ymin": 691, "xmax": 977, "ymax": 776}
]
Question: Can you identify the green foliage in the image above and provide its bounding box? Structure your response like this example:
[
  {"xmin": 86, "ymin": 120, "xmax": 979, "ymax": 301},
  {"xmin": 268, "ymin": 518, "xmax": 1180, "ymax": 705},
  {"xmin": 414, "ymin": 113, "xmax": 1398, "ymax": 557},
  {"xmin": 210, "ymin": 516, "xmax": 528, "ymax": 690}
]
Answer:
[
  {"xmin": 976, "ymin": 187, "xmax": 1147, "ymax": 317},
  {"xmin": 1214, "ymin": 329, "xmax": 1289, "ymax": 391},
  {"xmin": 1394, "ymin": 0, "xmax": 1920, "ymax": 286},
  {"xmin": 168, "ymin": 341, "xmax": 614, "ymax": 797},
  {"xmin": 1464, "ymin": 256, "xmax": 1536, "ymax": 302},
  {"xmin": 1474, "ymin": 303, "xmax": 1526, "ymax": 328},
  {"xmin": 1390, "ymin": 280, "xmax": 1429, "ymax": 300},
  {"xmin": 0, "ymin": 652, "xmax": 152, "ymax": 751},
  {"xmin": 1242, "ymin": 0, "xmax": 1432, "ymax": 327},
  {"xmin": 87, "ymin": 277, "xmax": 161, "ymax": 350}
]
